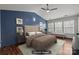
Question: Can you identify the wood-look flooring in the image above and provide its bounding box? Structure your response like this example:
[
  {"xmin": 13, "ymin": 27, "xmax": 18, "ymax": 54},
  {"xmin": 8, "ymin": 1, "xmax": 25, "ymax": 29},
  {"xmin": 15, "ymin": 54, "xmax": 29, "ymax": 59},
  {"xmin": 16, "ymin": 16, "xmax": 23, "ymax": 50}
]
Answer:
[
  {"xmin": 0, "ymin": 45, "xmax": 23, "ymax": 55},
  {"xmin": 0, "ymin": 39, "xmax": 72, "ymax": 55},
  {"xmin": 59, "ymin": 39, "xmax": 72, "ymax": 55}
]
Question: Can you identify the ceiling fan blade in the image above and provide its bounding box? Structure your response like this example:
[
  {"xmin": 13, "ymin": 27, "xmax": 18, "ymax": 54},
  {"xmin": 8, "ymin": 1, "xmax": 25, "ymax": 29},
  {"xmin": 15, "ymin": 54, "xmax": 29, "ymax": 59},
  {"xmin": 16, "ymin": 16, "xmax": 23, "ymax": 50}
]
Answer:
[
  {"xmin": 50, "ymin": 8, "xmax": 58, "ymax": 11},
  {"xmin": 41, "ymin": 8, "xmax": 46, "ymax": 10}
]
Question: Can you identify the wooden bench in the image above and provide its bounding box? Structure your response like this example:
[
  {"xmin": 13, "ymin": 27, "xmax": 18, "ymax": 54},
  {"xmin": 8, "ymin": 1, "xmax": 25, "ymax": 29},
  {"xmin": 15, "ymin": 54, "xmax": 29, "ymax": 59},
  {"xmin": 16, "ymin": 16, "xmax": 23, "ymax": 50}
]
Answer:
[{"xmin": 48, "ymin": 33, "xmax": 72, "ymax": 40}]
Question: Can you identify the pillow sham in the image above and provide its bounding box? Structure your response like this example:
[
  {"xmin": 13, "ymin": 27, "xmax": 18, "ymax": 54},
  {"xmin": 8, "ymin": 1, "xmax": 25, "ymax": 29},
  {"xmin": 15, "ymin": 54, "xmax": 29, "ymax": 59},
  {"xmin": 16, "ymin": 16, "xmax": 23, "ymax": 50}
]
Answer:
[
  {"xmin": 36, "ymin": 32, "xmax": 42, "ymax": 34},
  {"xmin": 27, "ymin": 32, "xmax": 43, "ymax": 36},
  {"xmin": 28, "ymin": 32, "xmax": 36, "ymax": 36}
]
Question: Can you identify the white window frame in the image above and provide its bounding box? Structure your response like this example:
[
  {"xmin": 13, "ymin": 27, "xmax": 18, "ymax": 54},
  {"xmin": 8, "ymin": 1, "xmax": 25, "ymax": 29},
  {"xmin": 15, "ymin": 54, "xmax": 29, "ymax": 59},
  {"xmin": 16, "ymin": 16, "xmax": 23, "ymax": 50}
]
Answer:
[{"xmin": 64, "ymin": 20, "xmax": 74, "ymax": 34}]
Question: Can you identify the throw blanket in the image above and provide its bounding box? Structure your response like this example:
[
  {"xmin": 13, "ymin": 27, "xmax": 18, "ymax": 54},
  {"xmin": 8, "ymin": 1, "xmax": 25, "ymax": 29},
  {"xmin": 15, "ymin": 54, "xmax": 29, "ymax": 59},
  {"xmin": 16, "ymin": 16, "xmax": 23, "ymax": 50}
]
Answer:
[
  {"xmin": 26, "ymin": 34, "xmax": 45, "ymax": 47},
  {"xmin": 26, "ymin": 34, "xmax": 57, "ymax": 50}
]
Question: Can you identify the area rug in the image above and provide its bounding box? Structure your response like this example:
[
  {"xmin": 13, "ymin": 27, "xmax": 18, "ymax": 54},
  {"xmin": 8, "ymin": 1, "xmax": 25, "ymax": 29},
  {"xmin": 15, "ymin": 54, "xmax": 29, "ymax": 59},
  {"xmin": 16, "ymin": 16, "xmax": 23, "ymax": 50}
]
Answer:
[{"xmin": 18, "ymin": 39, "xmax": 64, "ymax": 55}]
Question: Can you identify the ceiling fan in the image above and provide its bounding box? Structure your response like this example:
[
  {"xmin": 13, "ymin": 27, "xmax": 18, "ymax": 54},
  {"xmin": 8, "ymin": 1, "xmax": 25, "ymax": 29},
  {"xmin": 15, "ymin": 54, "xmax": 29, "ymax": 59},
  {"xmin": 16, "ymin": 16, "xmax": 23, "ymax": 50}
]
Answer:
[{"xmin": 41, "ymin": 4, "xmax": 58, "ymax": 12}]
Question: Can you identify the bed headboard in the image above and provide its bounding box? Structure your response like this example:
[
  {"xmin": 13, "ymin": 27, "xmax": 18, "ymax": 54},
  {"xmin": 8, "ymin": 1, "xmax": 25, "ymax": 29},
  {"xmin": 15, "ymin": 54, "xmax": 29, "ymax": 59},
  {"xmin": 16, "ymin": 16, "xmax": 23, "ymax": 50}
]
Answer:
[{"xmin": 24, "ymin": 25, "xmax": 40, "ymax": 33}]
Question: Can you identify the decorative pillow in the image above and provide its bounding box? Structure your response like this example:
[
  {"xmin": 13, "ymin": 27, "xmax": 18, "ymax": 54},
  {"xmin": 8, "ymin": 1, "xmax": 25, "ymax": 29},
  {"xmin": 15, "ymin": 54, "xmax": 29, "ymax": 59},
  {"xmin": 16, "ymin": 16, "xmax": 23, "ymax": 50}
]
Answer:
[
  {"xmin": 28, "ymin": 32, "xmax": 36, "ymax": 36},
  {"xmin": 36, "ymin": 32, "xmax": 42, "ymax": 34}
]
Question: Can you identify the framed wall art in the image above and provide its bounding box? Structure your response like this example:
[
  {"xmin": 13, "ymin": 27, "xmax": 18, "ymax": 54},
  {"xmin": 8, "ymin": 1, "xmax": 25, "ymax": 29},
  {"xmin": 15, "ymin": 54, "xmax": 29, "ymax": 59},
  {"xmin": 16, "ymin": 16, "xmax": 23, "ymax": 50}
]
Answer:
[
  {"xmin": 16, "ymin": 27, "xmax": 23, "ymax": 33},
  {"xmin": 16, "ymin": 18, "xmax": 23, "ymax": 24}
]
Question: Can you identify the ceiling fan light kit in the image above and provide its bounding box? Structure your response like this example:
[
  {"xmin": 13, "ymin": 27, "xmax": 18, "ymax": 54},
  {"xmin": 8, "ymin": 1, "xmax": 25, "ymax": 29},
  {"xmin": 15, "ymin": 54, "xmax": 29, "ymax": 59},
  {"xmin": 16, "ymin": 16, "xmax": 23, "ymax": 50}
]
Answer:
[
  {"xmin": 41, "ymin": 4, "xmax": 58, "ymax": 13},
  {"xmin": 46, "ymin": 10, "xmax": 50, "ymax": 12}
]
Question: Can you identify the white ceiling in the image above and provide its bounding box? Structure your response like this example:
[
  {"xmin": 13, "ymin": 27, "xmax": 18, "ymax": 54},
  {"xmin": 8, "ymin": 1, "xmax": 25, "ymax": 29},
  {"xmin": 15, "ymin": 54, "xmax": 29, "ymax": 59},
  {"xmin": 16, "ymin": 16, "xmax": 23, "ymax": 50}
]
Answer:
[{"xmin": 0, "ymin": 4, "xmax": 79, "ymax": 20}]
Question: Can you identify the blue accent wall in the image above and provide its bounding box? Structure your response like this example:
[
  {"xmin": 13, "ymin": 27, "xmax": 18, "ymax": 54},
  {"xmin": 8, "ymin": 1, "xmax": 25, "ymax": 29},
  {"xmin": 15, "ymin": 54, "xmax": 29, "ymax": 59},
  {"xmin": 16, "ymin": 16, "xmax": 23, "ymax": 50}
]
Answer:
[
  {"xmin": 0, "ymin": 10, "xmax": 1, "ymax": 47},
  {"xmin": 1, "ymin": 10, "xmax": 47, "ymax": 47}
]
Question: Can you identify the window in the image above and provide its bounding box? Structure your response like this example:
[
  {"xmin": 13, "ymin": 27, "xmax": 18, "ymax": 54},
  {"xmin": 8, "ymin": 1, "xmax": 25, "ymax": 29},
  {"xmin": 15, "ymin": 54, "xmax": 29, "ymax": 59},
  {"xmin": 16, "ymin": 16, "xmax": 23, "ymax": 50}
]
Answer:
[
  {"xmin": 39, "ymin": 22, "xmax": 46, "ymax": 32},
  {"xmin": 55, "ymin": 21, "xmax": 63, "ymax": 34},
  {"xmin": 64, "ymin": 20, "xmax": 74, "ymax": 34},
  {"xmin": 48, "ymin": 22, "xmax": 54, "ymax": 33}
]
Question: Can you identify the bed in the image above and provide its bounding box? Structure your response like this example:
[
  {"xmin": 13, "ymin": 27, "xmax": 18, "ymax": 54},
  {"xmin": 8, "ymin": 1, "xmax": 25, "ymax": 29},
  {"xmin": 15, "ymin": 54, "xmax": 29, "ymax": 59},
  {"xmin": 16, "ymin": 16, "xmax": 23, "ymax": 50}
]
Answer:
[
  {"xmin": 24, "ymin": 25, "xmax": 57, "ymax": 54},
  {"xmin": 27, "ymin": 34, "xmax": 57, "ymax": 50}
]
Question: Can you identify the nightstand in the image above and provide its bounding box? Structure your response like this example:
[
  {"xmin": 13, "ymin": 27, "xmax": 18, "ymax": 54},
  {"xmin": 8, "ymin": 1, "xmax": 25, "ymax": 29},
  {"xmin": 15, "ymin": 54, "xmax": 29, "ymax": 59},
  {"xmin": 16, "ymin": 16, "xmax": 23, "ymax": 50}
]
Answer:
[{"xmin": 16, "ymin": 33, "xmax": 26, "ymax": 44}]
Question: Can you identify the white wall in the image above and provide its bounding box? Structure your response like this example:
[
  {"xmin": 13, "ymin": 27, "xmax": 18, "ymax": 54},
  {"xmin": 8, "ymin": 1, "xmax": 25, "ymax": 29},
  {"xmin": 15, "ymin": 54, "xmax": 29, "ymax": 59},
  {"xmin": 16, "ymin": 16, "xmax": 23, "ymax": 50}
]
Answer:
[
  {"xmin": 73, "ymin": 17, "xmax": 79, "ymax": 49},
  {"xmin": 47, "ymin": 15, "xmax": 79, "ymax": 49}
]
